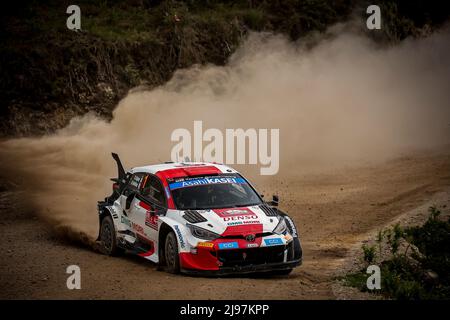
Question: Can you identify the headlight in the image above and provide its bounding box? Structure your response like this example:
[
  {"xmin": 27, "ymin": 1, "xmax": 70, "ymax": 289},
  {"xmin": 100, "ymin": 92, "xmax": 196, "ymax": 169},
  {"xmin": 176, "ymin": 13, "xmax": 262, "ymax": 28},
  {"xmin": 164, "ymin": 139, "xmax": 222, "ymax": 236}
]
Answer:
[
  {"xmin": 186, "ymin": 224, "xmax": 220, "ymax": 240},
  {"xmin": 273, "ymin": 217, "xmax": 288, "ymax": 235}
]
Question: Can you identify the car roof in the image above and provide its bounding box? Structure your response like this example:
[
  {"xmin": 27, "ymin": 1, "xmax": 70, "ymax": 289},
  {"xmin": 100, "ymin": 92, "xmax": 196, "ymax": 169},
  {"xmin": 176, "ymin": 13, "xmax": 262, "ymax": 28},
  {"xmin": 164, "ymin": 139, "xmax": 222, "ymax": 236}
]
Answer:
[{"xmin": 129, "ymin": 162, "xmax": 239, "ymax": 179}]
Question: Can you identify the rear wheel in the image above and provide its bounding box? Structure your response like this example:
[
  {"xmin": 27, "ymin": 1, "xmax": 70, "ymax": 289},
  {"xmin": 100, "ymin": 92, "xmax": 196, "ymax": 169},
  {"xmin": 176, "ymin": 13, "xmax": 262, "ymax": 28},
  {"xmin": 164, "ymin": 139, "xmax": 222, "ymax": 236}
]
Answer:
[
  {"xmin": 165, "ymin": 231, "xmax": 180, "ymax": 274},
  {"xmin": 100, "ymin": 215, "xmax": 120, "ymax": 256}
]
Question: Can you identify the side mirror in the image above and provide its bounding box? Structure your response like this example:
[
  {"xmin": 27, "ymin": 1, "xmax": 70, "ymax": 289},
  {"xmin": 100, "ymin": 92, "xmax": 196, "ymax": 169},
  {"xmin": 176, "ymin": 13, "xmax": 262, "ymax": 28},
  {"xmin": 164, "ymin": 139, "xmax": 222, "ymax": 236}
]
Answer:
[
  {"xmin": 125, "ymin": 192, "xmax": 135, "ymax": 210},
  {"xmin": 270, "ymin": 195, "xmax": 279, "ymax": 207}
]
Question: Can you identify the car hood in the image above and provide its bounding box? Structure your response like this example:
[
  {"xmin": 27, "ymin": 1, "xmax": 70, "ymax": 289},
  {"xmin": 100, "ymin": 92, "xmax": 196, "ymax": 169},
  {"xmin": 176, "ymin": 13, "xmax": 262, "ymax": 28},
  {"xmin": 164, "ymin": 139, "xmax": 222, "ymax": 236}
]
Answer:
[{"xmin": 181, "ymin": 205, "xmax": 280, "ymax": 236}]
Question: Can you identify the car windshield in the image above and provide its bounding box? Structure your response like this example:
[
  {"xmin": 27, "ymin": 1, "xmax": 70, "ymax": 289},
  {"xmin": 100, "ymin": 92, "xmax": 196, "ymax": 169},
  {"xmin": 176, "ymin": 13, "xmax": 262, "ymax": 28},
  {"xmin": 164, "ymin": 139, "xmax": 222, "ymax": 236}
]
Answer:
[{"xmin": 168, "ymin": 174, "xmax": 262, "ymax": 210}]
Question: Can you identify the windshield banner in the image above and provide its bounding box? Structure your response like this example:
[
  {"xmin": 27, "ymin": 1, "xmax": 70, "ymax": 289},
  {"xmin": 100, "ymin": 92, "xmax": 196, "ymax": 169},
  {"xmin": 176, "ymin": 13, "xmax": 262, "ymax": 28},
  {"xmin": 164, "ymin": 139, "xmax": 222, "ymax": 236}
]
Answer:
[{"xmin": 169, "ymin": 176, "xmax": 246, "ymax": 190}]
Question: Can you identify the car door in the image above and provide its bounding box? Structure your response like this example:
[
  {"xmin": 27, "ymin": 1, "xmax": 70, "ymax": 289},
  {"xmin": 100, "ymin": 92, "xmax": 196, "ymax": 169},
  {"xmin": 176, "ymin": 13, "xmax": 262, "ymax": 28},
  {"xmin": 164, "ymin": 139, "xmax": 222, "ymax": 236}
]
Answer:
[
  {"xmin": 120, "ymin": 172, "xmax": 145, "ymax": 235},
  {"xmin": 138, "ymin": 174, "xmax": 167, "ymax": 244}
]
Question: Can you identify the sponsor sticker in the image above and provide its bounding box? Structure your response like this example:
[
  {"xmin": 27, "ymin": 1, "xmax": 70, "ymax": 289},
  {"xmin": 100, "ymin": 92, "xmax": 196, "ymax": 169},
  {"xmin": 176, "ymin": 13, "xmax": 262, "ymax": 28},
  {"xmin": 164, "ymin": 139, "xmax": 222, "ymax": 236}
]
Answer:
[
  {"xmin": 223, "ymin": 215, "xmax": 258, "ymax": 222},
  {"xmin": 132, "ymin": 222, "xmax": 144, "ymax": 234},
  {"xmin": 197, "ymin": 242, "xmax": 215, "ymax": 249},
  {"xmin": 214, "ymin": 208, "xmax": 260, "ymax": 223},
  {"xmin": 226, "ymin": 221, "xmax": 243, "ymax": 226},
  {"xmin": 284, "ymin": 216, "xmax": 298, "ymax": 237},
  {"xmin": 222, "ymin": 209, "xmax": 249, "ymax": 215},
  {"xmin": 174, "ymin": 225, "xmax": 186, "ymax": 248},
  {"xmin": 121, "ymin": 216, "xmax": 131, "ymax": 227},
  {"xmin": 264, "ymin": 238, "xmax": 283, "ymax": 246},
  {"xmin": 169, "ymin": 177, "xmax": 246, "ymax": 190},
  {"xmin": 243, "ymin": 220, "xmax": 260, "ymax": 224},
  {"xmin": 145, "ymin": 212, "xmax": 158, "ymax": 230},
  {"xmin": 227, "ymin": 220, "xmax": 261, "ymax": 226},
  {"xmin": 218, "ymin": 242, "xmax": 239, "ymax": 250},
  {"xmin": 164, "ymin": 186, "xmax": 171, "ymax": 199}
]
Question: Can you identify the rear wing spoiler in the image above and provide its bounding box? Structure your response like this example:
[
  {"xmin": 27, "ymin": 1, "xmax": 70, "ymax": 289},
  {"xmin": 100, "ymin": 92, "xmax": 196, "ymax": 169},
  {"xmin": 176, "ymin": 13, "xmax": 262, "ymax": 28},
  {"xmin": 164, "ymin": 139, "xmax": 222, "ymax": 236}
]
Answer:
[
  {"xmin": 98, "ymin": 153, "xmax": 127, "ymax": 209},
  {"xmin": 111, "ymin": 152, "xmax": 127, "ymax": 185}
]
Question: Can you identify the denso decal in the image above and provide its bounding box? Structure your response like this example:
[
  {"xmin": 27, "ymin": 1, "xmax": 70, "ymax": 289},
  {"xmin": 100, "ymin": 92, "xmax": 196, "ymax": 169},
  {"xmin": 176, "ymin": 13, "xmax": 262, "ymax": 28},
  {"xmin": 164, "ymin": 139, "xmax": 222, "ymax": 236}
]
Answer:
[
  {"xmin": 174, "ymin": 225, "xmax": 186, "ymax": 248},
  {"xmin": 218, "ymin": 242, "xmax": 239, "ymax": 250},
  {"xmin": 264, "ymin": 238, "xmax": 283, "ymax": 246},
  {"xmin": 169, "ymin": 177, "xmax": 246, "ymax": 190}
]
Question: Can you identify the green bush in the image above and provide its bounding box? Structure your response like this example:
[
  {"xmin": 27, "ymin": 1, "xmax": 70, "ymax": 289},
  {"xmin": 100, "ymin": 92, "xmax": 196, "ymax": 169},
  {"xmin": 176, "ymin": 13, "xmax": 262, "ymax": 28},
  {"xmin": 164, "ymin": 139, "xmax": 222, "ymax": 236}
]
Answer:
[
  {"xmin": 343, "ymin": 207, "xmax": 450, "ymax": 299},
  {"xmin": 362, "ymin": 244, "xmax": 376, "ymax": 264}
]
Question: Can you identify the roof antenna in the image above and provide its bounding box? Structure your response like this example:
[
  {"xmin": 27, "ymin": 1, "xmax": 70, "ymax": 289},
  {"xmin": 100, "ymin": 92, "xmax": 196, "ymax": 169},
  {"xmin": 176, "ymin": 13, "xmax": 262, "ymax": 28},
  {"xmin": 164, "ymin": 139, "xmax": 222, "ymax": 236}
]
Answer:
[{"xmin": 184, "ymin": 156, "xmax": 191, "ymax": 162}]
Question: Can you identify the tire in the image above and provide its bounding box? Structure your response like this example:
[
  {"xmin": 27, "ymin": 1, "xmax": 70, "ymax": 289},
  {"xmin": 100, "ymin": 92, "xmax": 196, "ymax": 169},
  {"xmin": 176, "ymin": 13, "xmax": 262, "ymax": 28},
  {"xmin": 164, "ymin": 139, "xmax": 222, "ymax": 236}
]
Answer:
[
  {"xmin": 100, "ymin": 215, "xmax": 120, "ymax": 256},
  {"xmin": 165, "ymin": 231, "xmax": 180, "ymax": 274}
]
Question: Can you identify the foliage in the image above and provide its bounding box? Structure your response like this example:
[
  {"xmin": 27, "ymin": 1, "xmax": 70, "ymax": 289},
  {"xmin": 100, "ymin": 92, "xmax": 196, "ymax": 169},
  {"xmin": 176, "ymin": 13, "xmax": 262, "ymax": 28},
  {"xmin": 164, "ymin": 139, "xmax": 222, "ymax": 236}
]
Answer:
[
  {"xmin": 343, "ymin": 206, "xmax": 450, "ymax": 299},
  {"xmin": 1, "ymin": 0, "xmax": 449, "ymax": 135},
  {"xmin": 362, "ymin": 244, "xmax": 376, "ymax": 264}
]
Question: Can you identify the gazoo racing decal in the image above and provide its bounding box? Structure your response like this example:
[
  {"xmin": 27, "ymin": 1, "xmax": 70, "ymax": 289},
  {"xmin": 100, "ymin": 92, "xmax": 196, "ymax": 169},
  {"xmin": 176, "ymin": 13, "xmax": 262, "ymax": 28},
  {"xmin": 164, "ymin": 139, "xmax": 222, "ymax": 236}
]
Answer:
[
  {"xmin": 223, "ymin": 215, "xmax": 258, "ymax": 222},
  {"xmin": 174, "ymin": 225, "xmax": 186, "ymax": 248},
  {"xmin": 168, "ymin": 176, "xmax": 246, "ymax": 190},
  {"xmin": 284, "ymin": 216, "xmax": 298, "ymax": 237},
  {"xmin": 226, "ymin": 220, "xmax": 260, "ymax": 226}
]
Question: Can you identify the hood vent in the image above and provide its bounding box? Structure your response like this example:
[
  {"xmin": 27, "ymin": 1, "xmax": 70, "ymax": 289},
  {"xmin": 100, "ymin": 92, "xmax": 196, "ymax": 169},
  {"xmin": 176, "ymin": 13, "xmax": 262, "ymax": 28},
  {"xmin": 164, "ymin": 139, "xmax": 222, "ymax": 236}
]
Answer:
[
  {"xmin": 259, "ymin": 204, "xmax": 278, "ymax": 217},
  {"xmin": 183, "ymin": 210, "xmax": 208, "ymax": 223}
]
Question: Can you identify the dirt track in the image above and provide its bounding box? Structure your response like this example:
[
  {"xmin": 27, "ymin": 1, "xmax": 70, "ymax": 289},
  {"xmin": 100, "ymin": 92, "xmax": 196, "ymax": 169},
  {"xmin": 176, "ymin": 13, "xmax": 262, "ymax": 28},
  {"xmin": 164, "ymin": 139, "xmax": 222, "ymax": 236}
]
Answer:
[{"xmin": 1, "ymin": 151, "xmax": 449, "ymax": 299}]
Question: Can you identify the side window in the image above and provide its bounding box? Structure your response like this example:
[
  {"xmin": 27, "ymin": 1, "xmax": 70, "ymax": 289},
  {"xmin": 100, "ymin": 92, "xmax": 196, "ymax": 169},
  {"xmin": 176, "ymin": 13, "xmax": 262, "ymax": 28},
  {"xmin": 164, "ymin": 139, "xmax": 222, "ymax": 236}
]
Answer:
[
  {"xmin": 123, "ymin": 173, "xmax": 144, "ymax": 196},
  {"xmin": 130, "ymin": 173, "xmax": 143, "ymax": 188},
  {"xmin": 141, "ymin": 175, "xmax": 166, "ymax": 207}
]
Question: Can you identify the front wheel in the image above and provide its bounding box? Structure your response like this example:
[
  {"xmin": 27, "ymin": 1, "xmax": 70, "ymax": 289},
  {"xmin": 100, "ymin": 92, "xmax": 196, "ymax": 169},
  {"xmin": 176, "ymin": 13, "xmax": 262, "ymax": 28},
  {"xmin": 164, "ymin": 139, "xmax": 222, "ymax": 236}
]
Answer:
[
  {"xmin": 100, "ymin": 215, "xmax": 120, "ymax": 256},
  {"xmin": 165, "ymin": 231, "xmax": 180, "ymax": 274}
]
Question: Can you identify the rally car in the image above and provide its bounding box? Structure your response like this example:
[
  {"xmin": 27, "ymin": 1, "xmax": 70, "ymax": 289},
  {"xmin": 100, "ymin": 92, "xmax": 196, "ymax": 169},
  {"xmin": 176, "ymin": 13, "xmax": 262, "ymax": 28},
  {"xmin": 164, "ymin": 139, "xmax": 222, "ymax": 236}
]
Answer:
[{"xmin": 97, "ymin": 153, "xmax": 302, "ymax": 275}]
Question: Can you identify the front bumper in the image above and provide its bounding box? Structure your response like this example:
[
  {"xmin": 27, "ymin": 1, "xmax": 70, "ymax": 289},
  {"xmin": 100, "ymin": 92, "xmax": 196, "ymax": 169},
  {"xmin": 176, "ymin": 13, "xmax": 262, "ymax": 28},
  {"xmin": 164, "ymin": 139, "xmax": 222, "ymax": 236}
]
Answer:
[
  {"xmin": 181, "ymin": 257, "xmax": 302, "ymax": 276},
  {"xmin": 179, "ymin": 237, "xmax": 303, "ymax": 276}
]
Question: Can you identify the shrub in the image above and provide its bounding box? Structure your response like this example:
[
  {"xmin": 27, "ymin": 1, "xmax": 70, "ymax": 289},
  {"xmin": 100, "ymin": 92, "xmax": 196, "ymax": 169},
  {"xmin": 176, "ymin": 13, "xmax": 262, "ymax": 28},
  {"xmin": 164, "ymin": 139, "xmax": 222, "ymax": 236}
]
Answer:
[
  {"xmin": 343, "ymin": 206, "xmax": 450, "ymax": 299},
  {"xmin": 362, "ymin": 244, "xmax": 376, "ymax": 264}
]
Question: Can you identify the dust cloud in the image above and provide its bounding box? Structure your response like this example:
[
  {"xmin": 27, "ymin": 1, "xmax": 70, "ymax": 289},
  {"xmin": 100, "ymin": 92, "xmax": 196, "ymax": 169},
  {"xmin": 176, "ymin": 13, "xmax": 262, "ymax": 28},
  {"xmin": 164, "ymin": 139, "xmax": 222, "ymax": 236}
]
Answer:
[{"xmin": 1, "ymin": 26, "xmax": 449, "ymax": 239}]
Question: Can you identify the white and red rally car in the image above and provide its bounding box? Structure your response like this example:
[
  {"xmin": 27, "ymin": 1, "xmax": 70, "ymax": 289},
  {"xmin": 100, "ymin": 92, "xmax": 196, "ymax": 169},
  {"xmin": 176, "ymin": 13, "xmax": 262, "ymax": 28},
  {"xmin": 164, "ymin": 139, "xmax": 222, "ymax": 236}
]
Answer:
[{"xmin": 97, "ymin": 153, "xmax": 302, "ymax": 275}]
